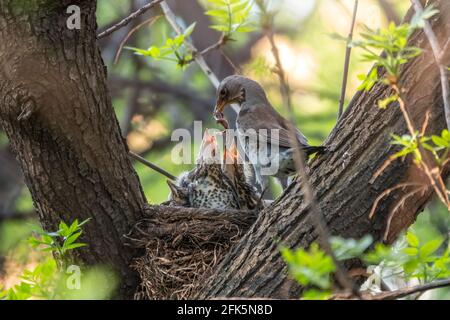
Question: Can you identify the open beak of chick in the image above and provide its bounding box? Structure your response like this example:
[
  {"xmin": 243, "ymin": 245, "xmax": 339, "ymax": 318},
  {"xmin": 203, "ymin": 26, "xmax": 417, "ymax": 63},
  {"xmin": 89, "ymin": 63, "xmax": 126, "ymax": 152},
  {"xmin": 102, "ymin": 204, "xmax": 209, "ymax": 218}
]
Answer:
[{"xmin": 213, "ymin": 99, "xmax": 229, "ymax": 129}]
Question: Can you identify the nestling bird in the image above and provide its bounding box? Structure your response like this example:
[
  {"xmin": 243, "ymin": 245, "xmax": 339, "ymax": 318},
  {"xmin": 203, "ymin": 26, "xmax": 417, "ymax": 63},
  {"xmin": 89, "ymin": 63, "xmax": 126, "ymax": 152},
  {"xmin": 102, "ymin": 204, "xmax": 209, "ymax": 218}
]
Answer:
[
  {"xmin": 166, "ymin": 132, "xmax": 244, "ymax": 210},
  {"xmin": 214, "ymin": 75, "xmax": 325, "ymax": 191},
  {"xmin": 222, "ymin": 142, "xmax": 263, "ymax": 211}
]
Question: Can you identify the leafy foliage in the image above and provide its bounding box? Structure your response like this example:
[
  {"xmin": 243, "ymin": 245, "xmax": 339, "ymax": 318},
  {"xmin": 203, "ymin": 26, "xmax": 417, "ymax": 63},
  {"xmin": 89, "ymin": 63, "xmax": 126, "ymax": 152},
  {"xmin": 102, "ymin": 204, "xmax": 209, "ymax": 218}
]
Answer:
[
  {"xmin": 127, "ymin": 22, "xmax": 196, "ymax": 68},
  {"xmin": 1, "ymin": 218, "xmax": 117, "ymax": 300},
  {"xmin": 365, "ymin": 230, "xmax": 450, "ymax": 283},
  {"xmin": 281, "ymin": 229, "xmax": 450, "ymax": 299},
  {"xmin": 280, "ymin": 243, "xmax": 335, "ymax": 299},
  {"xmin": 389, "ymin": 129, "xmax": 450, "ymax": 166},
  {"xmin": 1, "ymin": 257, "xmax": 59, "ymax": 300},
  {"xmin": 351, "ymin": 22, "xmax": 422, "ymax": 84},
  {"xmin": 353, "ymin": 6, "xmax": 438, "ymax": 91},
  {"xmin": 331, "ymin": 235, "xmax": 373, "ymax": 261},
  {"xmin": 205, "ymin": 0, "xmax": 255, "ymax": 37},
  {"xmin": 28, "ymin": 218, "xmax": 91, "ymax": 263}
]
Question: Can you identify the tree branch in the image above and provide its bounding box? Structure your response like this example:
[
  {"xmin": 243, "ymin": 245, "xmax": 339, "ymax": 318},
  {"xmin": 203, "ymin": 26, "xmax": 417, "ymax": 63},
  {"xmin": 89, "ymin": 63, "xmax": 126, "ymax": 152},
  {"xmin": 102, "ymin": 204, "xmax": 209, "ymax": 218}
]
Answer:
[
  {"xmin": 411, "ymin": 0, "xmax": 450, "ymax": 130},
  {"xmin": 366, "ymin": 278, "xmax": 450, "ymax": 300},
  {"xmin": 159, "ymin": 1, "xmax": 239, "ymax": 113},
  {"xmin": 338, "ymin": 0, "xmax": 358, "ymax": 120},
  {"xmin": 97, "ymin": 0, "xmax": 165, "ymax": 39},
  {"xmin": 129, "ymin": 151, "xmax": 176, "ymax": 181}
]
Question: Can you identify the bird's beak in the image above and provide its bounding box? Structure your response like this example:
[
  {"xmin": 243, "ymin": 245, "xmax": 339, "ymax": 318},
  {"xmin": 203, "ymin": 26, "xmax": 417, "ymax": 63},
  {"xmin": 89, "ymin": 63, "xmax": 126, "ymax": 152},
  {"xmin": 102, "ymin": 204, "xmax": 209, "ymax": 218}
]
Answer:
[{"xmin": 213, "ymin": 98, "xmax": 227, "ymax": 119}]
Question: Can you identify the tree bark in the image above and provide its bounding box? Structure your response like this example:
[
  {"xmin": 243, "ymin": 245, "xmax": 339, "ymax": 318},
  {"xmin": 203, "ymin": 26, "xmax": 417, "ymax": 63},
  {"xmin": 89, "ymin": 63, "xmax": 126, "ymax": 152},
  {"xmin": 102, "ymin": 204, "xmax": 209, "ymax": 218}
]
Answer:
[
  {"xmin": 0, "ymin": 0, "xmax": 146, "ymax": 298},
  {"xmin": 195, "ymin": 0, "xmax": 450, "ymax": 299}
]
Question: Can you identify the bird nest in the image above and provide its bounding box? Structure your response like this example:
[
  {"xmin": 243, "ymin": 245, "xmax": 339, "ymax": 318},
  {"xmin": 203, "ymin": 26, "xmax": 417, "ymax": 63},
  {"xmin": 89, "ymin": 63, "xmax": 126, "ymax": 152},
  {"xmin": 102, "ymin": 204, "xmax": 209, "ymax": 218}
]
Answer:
[{"xmin": 128, "ymin": 205, "xmax": 258, "ymax": 300}]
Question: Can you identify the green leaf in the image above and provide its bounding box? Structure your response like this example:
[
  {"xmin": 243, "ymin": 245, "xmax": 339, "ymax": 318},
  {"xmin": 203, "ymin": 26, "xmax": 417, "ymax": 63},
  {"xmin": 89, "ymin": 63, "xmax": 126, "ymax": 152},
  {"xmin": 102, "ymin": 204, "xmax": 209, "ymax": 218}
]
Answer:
[
  {"xmin": 58, "ymin": 221, "xmax": 69, "ymax": 237},
  {"xmin": 432, "ymin": 135, "xmax": 449, "ymax": 148},
  {"xmin": 402, "ymin": 247, "xmax": 418, "ymax": 256},
  {"xmin": 210, "ymin": 25, "xmax": 230, "ymax": 32},
  {"xmin": 330, "ymin": 235, "xmax": 373, "ymax": 261},
  {"xmin": 280, "ymin": 244, "xmax": 335, "ymax": 290},
  {"xmin": 173, "ymin": 34, "xmax": 185, "ymax": 47},
  {"xmin": 378, "ymin": 94, "xmax": 398, "ymax": 109},
  {"xmin": 205, "ymin": 9, "xmax": 228, "ymax": 17},
  {"xmin": 301, "ymin": 289, "xmax": 331, "ymax": 300},
  {"xmin": 419, "ymin": 238, "xmax": 444, "ymax": 259},
  {"xmin": 441, "ymin": 129, "xmax": 450, "ymax": 141},
  {"xmin": 183, "ymin": 22, "xmax": 197, "ymax": 37},
  {"xmin": 147, "ymin": 46, "xmax": 161, "ymax": 58},
  {"xmin": 357, "ymin": 68, "xmax": 378, "ymax": 91},
  {"xmin": 406, "ymin": 231, "xmax": 419, "ymax": 247},
  {"xmin": 64, "ymin": 231, "xmax": 82, "ymax": 247},
  {"xmin": 235, "ymin": 24, "xmax": 256, "ymax": 33},
  {"xmin": 207, "ymin": 0, "xmax": 228, "ymax": 5},
  {"xmin": 65, "ymin": 243, "xmax": 87, "ymax": 250},
  {"xmin": 126, "ymin": 46, "xmax": 153, "ymax": 56},
  {"xmin": 403, "ymin": 259, "xmax": 420, "ymax": 274},
  {"xmin": 67, "ymin": 219, "xmax": 79, "ymax": 236}
]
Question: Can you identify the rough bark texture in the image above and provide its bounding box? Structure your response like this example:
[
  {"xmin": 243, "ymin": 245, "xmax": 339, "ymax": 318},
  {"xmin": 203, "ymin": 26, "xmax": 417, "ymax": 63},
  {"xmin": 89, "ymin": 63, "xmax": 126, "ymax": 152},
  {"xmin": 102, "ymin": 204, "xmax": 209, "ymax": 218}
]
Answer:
[
  {"xmin": 0, "ymin": 0, "xmax": 146, "ymax": 298},
  {"xmin": 194, "ymin": 0, "xmax": 450, "ymax": 299}
]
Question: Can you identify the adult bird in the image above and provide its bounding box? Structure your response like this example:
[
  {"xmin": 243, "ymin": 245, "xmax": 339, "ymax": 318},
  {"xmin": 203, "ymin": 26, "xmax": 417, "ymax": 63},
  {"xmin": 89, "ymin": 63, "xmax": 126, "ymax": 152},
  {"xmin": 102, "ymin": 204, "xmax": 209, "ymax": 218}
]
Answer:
[{"xmin": 213, "ymin": 75, "xmax": 325, "ymax": 191}]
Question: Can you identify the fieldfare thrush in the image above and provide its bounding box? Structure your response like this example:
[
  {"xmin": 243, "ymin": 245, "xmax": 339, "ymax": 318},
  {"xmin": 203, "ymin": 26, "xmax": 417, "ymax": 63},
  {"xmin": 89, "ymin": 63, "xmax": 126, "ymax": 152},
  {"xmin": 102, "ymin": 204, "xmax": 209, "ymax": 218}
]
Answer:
[{"xmin": 214, "ymin": 75, "xmax": 325, "ymax": 191}]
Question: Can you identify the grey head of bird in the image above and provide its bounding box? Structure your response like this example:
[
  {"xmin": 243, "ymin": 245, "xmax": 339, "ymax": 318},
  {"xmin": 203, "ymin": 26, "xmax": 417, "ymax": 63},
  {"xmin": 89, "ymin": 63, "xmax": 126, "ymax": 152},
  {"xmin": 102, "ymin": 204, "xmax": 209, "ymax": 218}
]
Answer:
[{"xmin": 213, "ymin": 75, "xmax": 269, "ymax": 119}]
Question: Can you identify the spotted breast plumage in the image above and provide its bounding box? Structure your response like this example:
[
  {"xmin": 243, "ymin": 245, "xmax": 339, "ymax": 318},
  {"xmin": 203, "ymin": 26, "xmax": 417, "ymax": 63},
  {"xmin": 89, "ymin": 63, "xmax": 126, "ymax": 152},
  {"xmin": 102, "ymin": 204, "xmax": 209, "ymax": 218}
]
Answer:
[{"xmin": 166, "ymin": 132, "xmax": 241, "ymax": 210}]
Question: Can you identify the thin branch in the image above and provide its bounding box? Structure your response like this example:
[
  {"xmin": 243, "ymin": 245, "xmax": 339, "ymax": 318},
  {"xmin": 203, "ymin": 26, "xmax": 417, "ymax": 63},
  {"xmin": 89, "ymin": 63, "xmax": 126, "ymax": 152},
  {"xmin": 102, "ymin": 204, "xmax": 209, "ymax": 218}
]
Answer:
[
  {"xmin": 129, "ymin": 151, "xmax": 176, "ymax": 181},
  {"xmin": 159, "ymin": 1, "xmax": 239, "ymax": 113},
  {"xmin": 97, "ymin": 0, "xmax": 165, "ymax": 39},
  {"xmin": 383, "ymin": 187, "xmax": 426, "ymax": 240},
  {"xmin": 258, "ymin": 2, "xmax": 359, "ymax": 297},
  {"xmin": 338, "ymin": 0, "xmax": 358, "ymax": 120},
  {"xmin": 368, "ymin": 278, "xmax": 450, "ymax": 300},
  {"xmin": 411, "ymin": 0, "xmax": 450, "ymax": 130},
  {"xmin": 114, "ymin": 15, "xmax": 162, "ymax": 65},
  {"xmin": 199, "ymin": 35, "xmax": 226, "ymax": 56},
  {"xmin": 369, "ymin": 183, "xmax": 425, "ymax": 219}
]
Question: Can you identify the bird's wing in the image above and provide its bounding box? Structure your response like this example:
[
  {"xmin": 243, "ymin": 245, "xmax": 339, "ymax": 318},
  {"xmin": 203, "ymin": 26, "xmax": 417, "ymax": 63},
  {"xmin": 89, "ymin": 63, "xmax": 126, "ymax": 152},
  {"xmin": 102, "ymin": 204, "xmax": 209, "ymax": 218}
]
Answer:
[{"xmin": 237, "ymin": 104, "xmax": 309, "ymax": 149}]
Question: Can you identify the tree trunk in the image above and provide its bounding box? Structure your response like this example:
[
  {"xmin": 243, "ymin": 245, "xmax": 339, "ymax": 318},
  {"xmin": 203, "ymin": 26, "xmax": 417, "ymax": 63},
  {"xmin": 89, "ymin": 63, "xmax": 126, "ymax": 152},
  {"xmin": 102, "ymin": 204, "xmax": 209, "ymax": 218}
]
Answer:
[
  {"xmin": 0, "ymin": 0, "xmax": 146, "ymax": 298},
  {"xmin": 195, "ymin": 0, "xmax": 450, "ymax": 299}
]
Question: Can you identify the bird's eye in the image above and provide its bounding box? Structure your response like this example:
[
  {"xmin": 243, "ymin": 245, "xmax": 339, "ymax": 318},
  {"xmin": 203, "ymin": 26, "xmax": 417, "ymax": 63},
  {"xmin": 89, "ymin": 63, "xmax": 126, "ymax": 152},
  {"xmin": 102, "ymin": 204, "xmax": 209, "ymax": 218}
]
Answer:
[{"xmin": 220, "ymin": 88, "xmax": 228, "ymax": 97}]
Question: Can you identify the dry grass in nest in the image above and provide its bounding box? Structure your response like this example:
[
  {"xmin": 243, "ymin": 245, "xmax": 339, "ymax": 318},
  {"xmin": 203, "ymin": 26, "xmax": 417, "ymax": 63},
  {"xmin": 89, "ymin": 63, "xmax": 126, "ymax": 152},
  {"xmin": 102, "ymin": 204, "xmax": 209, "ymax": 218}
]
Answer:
[{"xmin": 127, "ymin": 205, "xmax": 258, "ymax": 300}]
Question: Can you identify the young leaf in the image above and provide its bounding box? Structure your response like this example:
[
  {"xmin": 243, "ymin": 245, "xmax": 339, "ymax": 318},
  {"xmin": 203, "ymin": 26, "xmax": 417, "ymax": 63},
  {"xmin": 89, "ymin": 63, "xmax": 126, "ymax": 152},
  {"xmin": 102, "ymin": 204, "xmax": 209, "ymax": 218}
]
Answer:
[{"xmin": 406, "ymin": 231, "xmax": 419, "ymax": 247}]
